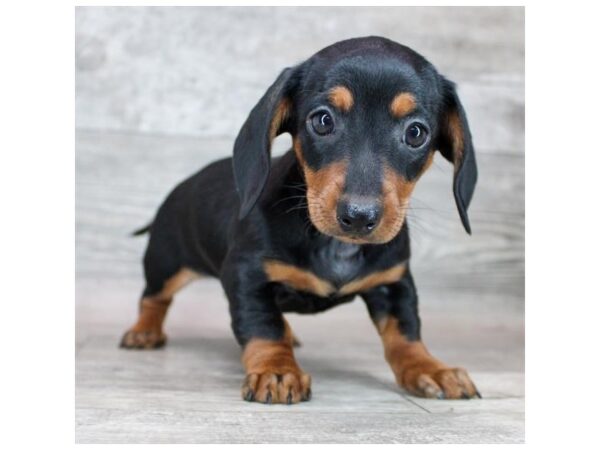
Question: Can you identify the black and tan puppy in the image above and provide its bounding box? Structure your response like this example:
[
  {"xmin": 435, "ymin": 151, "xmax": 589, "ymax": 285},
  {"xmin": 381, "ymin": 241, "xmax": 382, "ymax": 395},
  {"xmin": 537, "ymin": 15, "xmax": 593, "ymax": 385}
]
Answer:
[{"xmin": 121, "ymin": 36, "xmax": 479, "ymax": 403}]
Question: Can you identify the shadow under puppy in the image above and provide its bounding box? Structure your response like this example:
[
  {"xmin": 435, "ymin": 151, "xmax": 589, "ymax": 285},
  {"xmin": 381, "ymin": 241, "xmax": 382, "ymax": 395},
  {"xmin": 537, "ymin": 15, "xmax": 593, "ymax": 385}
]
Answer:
[{"xmin": 121, "ymin": 36, "xmax": 480, "ymax": 404}]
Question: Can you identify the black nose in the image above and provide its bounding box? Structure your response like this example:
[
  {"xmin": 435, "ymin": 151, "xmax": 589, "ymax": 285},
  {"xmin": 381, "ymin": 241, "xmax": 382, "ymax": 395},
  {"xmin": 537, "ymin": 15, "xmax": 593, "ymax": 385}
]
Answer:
[{"xmin": 337, "ymin": 199, "xmax": 381, "ymax": 235}]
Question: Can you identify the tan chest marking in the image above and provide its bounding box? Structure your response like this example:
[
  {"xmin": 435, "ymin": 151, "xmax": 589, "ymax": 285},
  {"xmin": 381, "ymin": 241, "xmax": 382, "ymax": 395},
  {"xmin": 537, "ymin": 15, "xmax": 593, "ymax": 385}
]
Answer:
[
  {"xmin": 338, "ymin": 264, "xmax": 406, "ymax": 295},
  {"xmin": 263, "ymin": 260, "xmax": 406, "ymax": 297},
  {"xmin": 263, "ymin": 260, "xmax": 335, "ymax": 297}
]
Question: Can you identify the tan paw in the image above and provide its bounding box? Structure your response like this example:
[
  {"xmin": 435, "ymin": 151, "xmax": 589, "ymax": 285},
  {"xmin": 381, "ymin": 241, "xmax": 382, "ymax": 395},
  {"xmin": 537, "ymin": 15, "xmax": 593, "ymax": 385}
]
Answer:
[
  {"xmin": 119, "ymin": 329, "xmax": 167, "ymax": 349},
  {"xmin": 403, "ymin": 365, "xmax": 481, "ymax": 399},
  {"xmin": 241, "ymin": 371, "xmax": 312, "ymax": 404}
]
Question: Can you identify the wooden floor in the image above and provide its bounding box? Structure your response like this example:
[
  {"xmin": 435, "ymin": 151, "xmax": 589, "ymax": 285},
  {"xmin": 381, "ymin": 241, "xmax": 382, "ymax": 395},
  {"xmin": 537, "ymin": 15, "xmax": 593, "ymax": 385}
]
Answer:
[
  {"xmin": 76, "ymin": 278, "xmax": 524, "ymax": 444},
  {"xmin": 75, "ymin": 130, "xmax": 524, "ymax": 443}
]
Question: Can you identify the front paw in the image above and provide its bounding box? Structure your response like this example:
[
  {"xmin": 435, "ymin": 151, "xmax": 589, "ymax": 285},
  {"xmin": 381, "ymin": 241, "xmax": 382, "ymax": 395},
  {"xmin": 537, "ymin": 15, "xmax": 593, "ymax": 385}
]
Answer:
[
  {"xmin": 119, "ymin": 329, "xmax": 166, "ymax": 349},
  {"xmin": 402, "ymin": 365, "xmax": 481, "ymax": 399},
  {"xmin": 242, "ymin": 371, "xmax": 312, "ymax": 404}
]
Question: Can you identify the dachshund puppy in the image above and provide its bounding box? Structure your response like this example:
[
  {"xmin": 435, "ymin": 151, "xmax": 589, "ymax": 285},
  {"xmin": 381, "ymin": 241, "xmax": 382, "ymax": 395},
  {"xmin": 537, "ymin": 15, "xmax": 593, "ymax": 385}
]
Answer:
[{"xmin": 121, "ymin": 36, "xmax": 479, "ymax": 404}]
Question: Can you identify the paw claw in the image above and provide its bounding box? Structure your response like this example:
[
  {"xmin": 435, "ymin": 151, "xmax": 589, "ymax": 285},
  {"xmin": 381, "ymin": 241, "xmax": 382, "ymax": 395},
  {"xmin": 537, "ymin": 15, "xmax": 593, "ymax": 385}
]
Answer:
[
  {"xmin": 404, "ymin": 365, "xmax": 478, "ymax": 400},
  {"xmin": 241, "ymin": 371, "xmax": 311, "ymax": 405},
  {"xmin": 119, "ymin": 329, "xmax": 166, "ymax": 349},
  {"xmin": 303, "ymin": 387, "xmax": 312, "ymax": 401}
]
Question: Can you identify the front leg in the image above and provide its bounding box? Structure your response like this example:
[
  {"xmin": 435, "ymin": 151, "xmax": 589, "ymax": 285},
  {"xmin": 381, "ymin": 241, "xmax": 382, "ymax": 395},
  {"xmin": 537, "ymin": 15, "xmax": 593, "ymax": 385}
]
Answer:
[
  {"xmin": 222, "ymin": 262, "xmax": 311, "ymax": 404},
  {"xmin": 362, "ymin": 268, "xmax": 480, "ymax": 399},
  {"xmin": 240, "ymin": 320, "xmax": 312, "ymax": 404}
]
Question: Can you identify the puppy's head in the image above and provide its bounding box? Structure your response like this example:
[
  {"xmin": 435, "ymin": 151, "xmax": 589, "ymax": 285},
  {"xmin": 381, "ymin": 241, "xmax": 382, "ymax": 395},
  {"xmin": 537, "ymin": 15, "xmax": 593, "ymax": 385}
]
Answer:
[{"xmin": 233, "ymin": 37, "xmax": 477, "ymax": 243}]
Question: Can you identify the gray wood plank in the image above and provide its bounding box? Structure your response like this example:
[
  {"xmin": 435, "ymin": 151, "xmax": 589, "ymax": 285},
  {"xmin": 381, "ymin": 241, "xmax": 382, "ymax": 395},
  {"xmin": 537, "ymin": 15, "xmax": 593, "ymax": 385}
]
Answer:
[
  {"xmin": 76, "ymin": 405, "xmax": 524, "ymax": 444},
  {"xmin": 76, "ymin": 278, "xmax": 523, "ymax": 443}
]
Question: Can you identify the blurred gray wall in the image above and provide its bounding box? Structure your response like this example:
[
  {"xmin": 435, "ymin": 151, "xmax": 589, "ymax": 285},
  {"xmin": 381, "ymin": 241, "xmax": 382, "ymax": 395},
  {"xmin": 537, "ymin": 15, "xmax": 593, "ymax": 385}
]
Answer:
[{"xmin": 76, "ymin": 6, "xmax": 523, "ymax": 152}]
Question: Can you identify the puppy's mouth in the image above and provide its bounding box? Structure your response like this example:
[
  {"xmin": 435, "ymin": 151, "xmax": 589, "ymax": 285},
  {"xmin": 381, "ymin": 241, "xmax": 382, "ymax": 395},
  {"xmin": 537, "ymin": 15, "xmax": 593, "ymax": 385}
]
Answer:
[
  {"xmin": 333, "ymin": 232, "xmax": 386, "ymax": 245},
  {"xmin": 313, "ymin": 221, "xmax": 404, "ymax": 245},
  {"xmin": 306, "ymin": 194, "xmax": 407, "ymax": 245},
  {"xmin": 327, "ymin": 221, "xmax": 405, "ymax": 245}
]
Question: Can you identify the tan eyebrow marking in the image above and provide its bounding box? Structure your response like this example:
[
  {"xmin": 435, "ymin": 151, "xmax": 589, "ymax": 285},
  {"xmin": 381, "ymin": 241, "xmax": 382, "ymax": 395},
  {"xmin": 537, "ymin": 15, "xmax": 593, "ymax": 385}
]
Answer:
[
  {"xmin": 328, "ymin": 86, "xmax": 354, "ymax": 112},
  {"xmin": 390, "ymin": 92, "xmax": 416, "ymax": 118}
]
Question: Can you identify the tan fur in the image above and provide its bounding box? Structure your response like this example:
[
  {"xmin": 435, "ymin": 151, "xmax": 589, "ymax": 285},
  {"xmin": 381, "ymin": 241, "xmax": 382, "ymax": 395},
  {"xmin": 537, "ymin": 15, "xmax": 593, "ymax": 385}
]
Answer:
[
  {"xmin": 377, "ymin": 316, "xmax": 478, "ymax": 399},
  {"xmin": 373, "ymin": 154, "xmax": 434, "ymax": 243},
  {"xmin": 264, "ymin": 260, "xmax": 335, "ymax": 297},
  {"xmin": 149, "ymin": 268, "xmax": 200, "ymax": 301},
  {"xmin": 241, "ymin": 321, "xmax": 311, "ymax": 403},
  {"xmin": 294, "ymin": 137, "xmax": 349, "ymax": 239},
  {"xmin": 293, "ymin": 136, "xmax": 434, "ymax": 245},
  {"xmin": 328, "ymin": 86, "xmax": 354, "ymax": 112},
  {"xmin": 372, "ymin": 167, "xmax": 416, "ymax": 243},
  {"xmin": 446, "ymin": 110, "xmax": 464, "ymax": 168},
  {"xmin": 269, "ymin": 98, "xmax": 291, "ymax": 141},
  {"xmin": 133, "ymin": 268, "xmax": 199, "ymax": 331},
  {"xmin": 121, "ymin": 268, "xmax": 200, "ymax": 348},
  {"xmin": 390, "ymin": 92, "xmax": 416, "ymax": 118},
  {"xmin": 242, "ymin": 340, "xmax": 298, "ymax": 376},
  {"xmin": 129, "ymin": 298, "xmax": 171, "ymax": 334},
  {"xmin": 265, "ymin": 259, "xmax": 407, "ymax": 297},
  {"xmin": 338, "ymin": 264, "xmax": 406, "ymax": 295}
]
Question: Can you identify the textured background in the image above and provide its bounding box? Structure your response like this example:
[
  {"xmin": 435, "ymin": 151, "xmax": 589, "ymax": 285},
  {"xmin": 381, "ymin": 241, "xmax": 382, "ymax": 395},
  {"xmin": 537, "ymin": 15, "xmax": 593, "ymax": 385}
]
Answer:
[
  {"xmin": 75, "ymin": 7, "xmax": 525, "ymax": 443},
  {"xmin": 76, "ymin": 6, "xmax": 524, "ymax": 149}
]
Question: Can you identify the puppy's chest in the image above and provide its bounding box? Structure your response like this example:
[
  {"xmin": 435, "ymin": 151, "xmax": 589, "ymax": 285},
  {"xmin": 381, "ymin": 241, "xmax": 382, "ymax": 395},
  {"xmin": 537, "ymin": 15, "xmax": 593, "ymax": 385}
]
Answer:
[{"xmin": 263, "ymin": 240, "xmax": 406, "ymax": 298}]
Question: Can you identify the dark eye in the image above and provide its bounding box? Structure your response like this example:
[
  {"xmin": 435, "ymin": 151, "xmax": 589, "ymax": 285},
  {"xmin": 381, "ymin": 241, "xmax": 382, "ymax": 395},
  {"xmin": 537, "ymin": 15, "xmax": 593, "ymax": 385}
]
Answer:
[
  {"xmin": 310, "ymin": 111, "xmax": 335, "ymax": 135},
  {"xmin": 405, "ymin": 123, "xmax": 428, "ymax": 148}
]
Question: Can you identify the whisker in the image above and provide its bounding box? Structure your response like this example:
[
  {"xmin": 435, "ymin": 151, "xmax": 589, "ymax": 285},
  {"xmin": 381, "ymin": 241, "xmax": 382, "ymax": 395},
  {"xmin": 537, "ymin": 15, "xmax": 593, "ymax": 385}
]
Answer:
[
  {"xmin": 281, "ymin": 183, "xmax": 307, "ymax": 192},
  {"xmin": 284, "ymin": 203, "xmax": 308, "ymax": 214},
  {"xmin": 271, "ymin": 195, "xmax": 307, "ymax": 207}
]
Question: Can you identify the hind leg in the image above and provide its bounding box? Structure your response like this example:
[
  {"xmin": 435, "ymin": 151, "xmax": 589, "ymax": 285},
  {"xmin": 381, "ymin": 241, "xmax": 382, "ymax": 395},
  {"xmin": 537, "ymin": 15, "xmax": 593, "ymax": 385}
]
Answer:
[{"xmin": 120, "ymin": 268, "xmax": 199, "ymax": 349}]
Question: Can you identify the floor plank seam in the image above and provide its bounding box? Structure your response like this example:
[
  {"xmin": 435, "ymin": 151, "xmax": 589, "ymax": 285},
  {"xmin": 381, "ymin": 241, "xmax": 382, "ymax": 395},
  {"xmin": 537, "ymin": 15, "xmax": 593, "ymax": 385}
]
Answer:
[{"xmin": 401, "ymin": 394, "xmax": 432, "ymax": 413}]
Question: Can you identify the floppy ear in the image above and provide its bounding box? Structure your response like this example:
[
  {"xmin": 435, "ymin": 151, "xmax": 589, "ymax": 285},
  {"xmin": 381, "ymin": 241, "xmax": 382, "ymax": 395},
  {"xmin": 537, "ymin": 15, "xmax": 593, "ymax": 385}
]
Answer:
[
  {"xmin": 437, "ymin": 78, "xmax": 478, "ymax": 234},
  {"xmin": 233, "ymin": 67, "xmax": 296, "ymax": 219}
]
